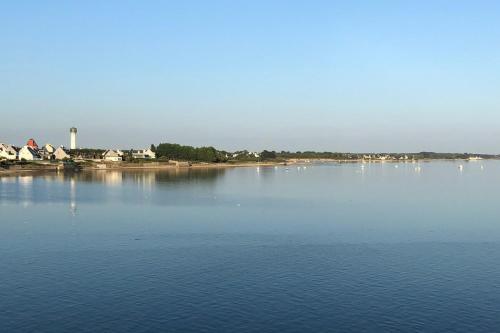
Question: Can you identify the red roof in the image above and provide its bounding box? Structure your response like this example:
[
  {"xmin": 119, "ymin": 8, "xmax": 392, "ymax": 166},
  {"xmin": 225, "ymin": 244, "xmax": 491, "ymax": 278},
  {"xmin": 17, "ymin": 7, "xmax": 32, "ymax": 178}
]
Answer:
[{"xmin": 27, "ymin": 138, "xmax": 39, "ymax": 149}]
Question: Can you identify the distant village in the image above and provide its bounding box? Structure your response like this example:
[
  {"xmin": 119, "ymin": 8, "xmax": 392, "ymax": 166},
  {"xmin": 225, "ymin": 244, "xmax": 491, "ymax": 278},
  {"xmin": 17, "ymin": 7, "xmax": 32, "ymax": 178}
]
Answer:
[{"xmin": 0, "ymin": 127, "xmax": 155, "ymax": 163}]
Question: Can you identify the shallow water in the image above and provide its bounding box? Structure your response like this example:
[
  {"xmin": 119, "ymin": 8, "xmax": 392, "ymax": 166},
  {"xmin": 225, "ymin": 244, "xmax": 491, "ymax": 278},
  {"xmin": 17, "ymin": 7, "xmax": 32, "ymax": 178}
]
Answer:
[{"xmin": 1, "ymin": 162, "xmax": 500, "ymax": 332}]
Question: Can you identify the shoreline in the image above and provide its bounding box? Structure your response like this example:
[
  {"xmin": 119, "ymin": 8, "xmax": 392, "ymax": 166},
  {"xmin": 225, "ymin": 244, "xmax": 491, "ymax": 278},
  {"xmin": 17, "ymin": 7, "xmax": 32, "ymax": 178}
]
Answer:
[
  {"xmin": 0, "ymin": 158, "xmax": 494, "ymax": 177},
  {"xmin": 0, "ymin": 161, "xmax": 287, "ymax": 176}
]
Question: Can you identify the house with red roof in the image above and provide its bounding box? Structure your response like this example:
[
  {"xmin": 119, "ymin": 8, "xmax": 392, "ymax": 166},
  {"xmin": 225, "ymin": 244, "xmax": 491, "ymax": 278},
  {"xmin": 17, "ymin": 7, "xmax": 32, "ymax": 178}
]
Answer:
[{"xmin": 26, "ymin": 138, "xmax": 39, "ymax": 149}]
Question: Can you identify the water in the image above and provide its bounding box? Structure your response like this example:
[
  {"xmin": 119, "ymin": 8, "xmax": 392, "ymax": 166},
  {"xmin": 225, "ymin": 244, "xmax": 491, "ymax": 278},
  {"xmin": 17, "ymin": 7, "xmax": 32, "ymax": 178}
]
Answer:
[{"xmin": 1, "ymin": 162, "xmax": 500, "ymax": 332}]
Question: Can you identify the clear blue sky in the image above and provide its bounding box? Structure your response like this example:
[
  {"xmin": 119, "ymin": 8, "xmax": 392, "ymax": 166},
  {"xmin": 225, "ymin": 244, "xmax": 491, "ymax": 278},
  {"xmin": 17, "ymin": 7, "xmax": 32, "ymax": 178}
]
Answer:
[{"xmin": 1, "ymin": 0, "xmax": 500, "ymax": 152}]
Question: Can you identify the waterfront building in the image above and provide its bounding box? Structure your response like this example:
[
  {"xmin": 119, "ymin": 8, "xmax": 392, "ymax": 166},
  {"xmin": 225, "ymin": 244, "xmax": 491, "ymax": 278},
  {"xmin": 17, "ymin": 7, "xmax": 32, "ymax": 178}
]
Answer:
[
  {"xmin": 19, "ymin": 146, "xmax": 42, "ymax": 161},
  {"xmin": 0, "ymin": 143, "xmax": 18, "ymax": 160},
  {"xmin": 26, "ymin": 138, "xmax": 39, "ymax": 149},
  {"xmin": 43, "ymin": 144, "xmax": 55, "ymax": 154},
  {"xmin": 54, "ymin": 146, "xmax": 71, "ymax": 160},
  {"xmin": 103, "ymin": 150, "xmax": 123, "ymax": 162},
  {"xmin": 132, "ymin": 149, "xmax": 156, "ymax": 159},
  {"xmin": 40, "ymin": 144, "xmax": 56, "ymax": 160}
]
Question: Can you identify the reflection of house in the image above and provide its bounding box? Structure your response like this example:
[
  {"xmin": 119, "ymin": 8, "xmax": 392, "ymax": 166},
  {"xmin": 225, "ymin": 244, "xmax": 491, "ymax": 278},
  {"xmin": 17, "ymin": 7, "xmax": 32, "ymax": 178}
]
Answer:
[
  {"xmin": 132, "ymin": 149, "xmax": 156, "ymax": 159},
  {"xmin": 0, "ymin": 143, "xmax": 18, "ymax": 160},
  {"xmin": 103, "ymin": 150, "xmax": 123, "ymax": 162},
  {"xmin": 19, "ymin": 146, "xmax": 42, "ymax": 161},
  {"xmin": 54, "ymin": 147, "xmax": 71, "ymax": 160},
  {"xmin": 105, "ymin": 171, "xmax": 123, "ymax": 185}
]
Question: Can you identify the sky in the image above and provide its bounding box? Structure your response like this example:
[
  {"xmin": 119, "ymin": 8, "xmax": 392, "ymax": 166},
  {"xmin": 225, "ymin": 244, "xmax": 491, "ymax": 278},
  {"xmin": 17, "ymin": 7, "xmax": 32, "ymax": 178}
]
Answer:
[{"xmin": 1, "ymin": 0, "xmax": 500, "ymax": 153}]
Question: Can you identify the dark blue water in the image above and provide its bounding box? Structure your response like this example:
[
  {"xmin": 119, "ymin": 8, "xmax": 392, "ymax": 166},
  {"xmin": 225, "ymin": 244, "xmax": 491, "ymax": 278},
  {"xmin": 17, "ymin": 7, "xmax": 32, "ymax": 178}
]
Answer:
[{"xmin": 1, "ymin": 162, "xmax": 500, "ymax": 332}]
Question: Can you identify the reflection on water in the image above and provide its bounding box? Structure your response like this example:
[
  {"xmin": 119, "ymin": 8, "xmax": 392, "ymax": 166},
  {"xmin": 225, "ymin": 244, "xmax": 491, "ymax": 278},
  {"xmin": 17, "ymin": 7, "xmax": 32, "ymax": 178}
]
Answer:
[
  {"xmin": 2, "ymin": 162, "xmax": 500, "ymax": 332},
  {"xmin": 0, "ymin": 168, "xmax": 226, "ymax": 211},
  {"xmin": 1, "ymin": 161, "xmax": 499, "ymax": 241},
  {"xmin": 70, "ymin": 178, "xmax": 76, "ymax": 216}
]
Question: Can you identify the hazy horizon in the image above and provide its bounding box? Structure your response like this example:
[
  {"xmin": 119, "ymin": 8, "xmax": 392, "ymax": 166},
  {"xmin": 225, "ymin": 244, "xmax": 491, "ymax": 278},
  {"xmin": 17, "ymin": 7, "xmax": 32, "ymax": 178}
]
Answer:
[{"xmin": 1, "ymin": 1, "xmax": 500, "ymax": 153}]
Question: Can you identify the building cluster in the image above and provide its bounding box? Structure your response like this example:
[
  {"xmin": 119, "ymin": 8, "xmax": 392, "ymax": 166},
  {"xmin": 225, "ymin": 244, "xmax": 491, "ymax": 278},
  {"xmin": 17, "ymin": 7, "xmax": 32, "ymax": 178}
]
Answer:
[
  {"xmin": 362, "ymin": 154, "xmax": 410, "ymax": 161},
  {"xmin": 0, "ymin": 139, "xmax": 70, "ymax": 161},
  {"xmin": 101, "ymin": 149, "xmax": 156, "ymax": 162},
  {"xmin": 1, "ymin": 127, "xmax": 156, "ymax": 162},
  {"xmin": 0, "ymin": 141, "xmax": 156, "ymax": 162},
  {"xmin": 231, "ymin": 150, "xmax": 261, "ymax": 159}
]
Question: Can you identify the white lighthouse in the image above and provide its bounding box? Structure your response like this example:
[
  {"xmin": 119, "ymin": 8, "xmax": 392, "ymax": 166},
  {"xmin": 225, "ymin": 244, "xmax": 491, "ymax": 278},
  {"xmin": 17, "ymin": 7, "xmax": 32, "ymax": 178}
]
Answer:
[{"xmin": 70, "ymin": 127, "xmax": 77, "ymax": 150}]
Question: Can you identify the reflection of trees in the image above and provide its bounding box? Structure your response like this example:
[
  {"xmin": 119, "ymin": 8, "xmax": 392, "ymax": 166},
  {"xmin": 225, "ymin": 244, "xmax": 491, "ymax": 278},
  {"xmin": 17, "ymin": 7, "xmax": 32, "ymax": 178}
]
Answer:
[
  {"xmin": 154, "ymin": 168, "xmax": 224, "ymax": 185},
  {"xmin": 58, "ymin": 168, "xmax": 224, "ymax": 186}
]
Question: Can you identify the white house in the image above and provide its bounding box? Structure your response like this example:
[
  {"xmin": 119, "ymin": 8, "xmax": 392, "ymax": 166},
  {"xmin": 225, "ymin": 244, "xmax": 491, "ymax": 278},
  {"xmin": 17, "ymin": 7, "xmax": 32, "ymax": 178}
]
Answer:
[
  {"xmin": 132, "ymin": 149, "xmax": 156, "ymax": 159},
  {"xmin": 43, "ymin": 143, "xmax": 55, "ymax": 154},
  {"xmin": 0, "ymin": 143, "xmax": 18, "ymax": 160},
  {"xmin": 103, "ymin": 150, "xmax": 123, "ymax": 162},
  {"xmin": 54, "ymin": 147, "xmax": 71, "ymax": 160},
  {"xmin": 19, "ymin": 146, "xmax": 42, "ymax": 161},
  {"xmin": 40, "ymin": 143, "xmax": 56, "ymax": 160}
]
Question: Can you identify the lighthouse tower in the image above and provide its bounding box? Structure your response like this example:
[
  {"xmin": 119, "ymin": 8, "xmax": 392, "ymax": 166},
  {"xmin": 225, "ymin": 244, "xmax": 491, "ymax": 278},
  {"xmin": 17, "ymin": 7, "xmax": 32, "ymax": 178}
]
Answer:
[{"xmin": 70, "ymin": 127, "xmax": 77, "ymax": 150}]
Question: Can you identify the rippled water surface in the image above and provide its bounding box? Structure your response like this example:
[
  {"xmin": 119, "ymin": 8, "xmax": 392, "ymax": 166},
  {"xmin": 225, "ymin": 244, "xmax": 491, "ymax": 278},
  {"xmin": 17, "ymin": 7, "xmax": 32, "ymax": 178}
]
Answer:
[{"xmin": 2, "ymin": 162, "xmax": 500, "ymax": 332}]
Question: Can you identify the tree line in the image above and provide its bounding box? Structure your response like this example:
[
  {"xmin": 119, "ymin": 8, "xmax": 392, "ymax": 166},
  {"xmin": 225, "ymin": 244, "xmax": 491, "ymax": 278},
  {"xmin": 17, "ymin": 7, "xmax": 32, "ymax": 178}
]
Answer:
[
  {"xmin": 152, "ymin": 143, "xmax": 228, "ymax": 163},
  {"xmin": 64, "ymin": 144, "xmax": 500, "ymax": 163}
]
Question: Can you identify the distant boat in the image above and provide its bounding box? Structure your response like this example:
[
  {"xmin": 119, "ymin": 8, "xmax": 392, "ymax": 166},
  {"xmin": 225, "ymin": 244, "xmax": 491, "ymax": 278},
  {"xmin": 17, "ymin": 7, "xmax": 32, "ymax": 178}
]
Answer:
[{"xmin": 458, "ymin": 165, "xmax": 464, "ymax": 171}]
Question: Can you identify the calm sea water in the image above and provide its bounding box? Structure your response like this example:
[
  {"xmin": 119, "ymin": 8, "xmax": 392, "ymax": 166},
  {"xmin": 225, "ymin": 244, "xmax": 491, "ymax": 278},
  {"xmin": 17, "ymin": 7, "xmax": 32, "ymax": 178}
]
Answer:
[{"xmin": 1, "ymin": 162, "xmax": 500, "ymax": 332}]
